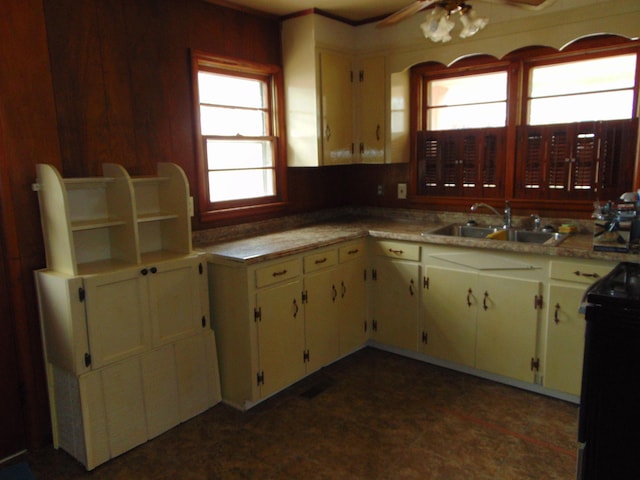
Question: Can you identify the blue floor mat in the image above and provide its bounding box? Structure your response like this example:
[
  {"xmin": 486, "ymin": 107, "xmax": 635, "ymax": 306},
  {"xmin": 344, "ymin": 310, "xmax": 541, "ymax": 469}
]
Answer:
[{"xmin": 0, "ymin": 462, "xmax": 35, "ymax": 480}]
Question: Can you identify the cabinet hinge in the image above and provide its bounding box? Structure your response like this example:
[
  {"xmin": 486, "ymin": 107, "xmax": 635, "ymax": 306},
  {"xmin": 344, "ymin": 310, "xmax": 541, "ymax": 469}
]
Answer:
[
  {"xmin": 422, "ymin": 331, "xmax": 428, "ymax": 344},
  {"xmin": 423, "ymin": 276, "xmax": 429, "ymax": 289},
  {"xmin": 530, "ymin": 357, "xmax": 540, "ymax": 372},
  {"xmin": 254, "ymin": 307, "xmax": 262, "ymax": 322},
  {"xmin": 372, "ymin": 319, "xmax": 378, "ymax": 332},
  {"xmin": 84, "ymin": 352, "xmax": 92, "ymax": 367},
  {"xmin": 302, "ymin": 290, "xmax": 308, "ymax": 304},
  {"xmin": 364, "ymin": 269, "xmax": 367, "ymax": 281},
  {"xmin": 534, "ymin": 295, "xmax": 543, "ymax": 309},
  {"xmin": 359, "ymin": 70, "xmax": 364, "ymax": 82},
  {"xmin": 257, "ymin": 371, "xmax": 265, "ymax": 386},
  {"xmin": 372, "ymin": 269, "xmax": 377, "ymax": 281},
  {"xmin": 201, "ymin": 316, "xmax": 206, "ymax": 328},
  {"xmin": 78, "ymin": 287, "xmax": 85, "ymax": 302},
  {"xmin": 303, "ymin": 349, "xmax": 310, "ymax": 363},
  {"xmin": 364, "ymin": 320, "xmax": 367, "ymax": 333},
  {"xmin": 350, "ymin": 70, "xmax": 354, "ymax": 82},
  {"xmin": 198, "ymin": 262, "xmax": 203, "ymax": 274}
]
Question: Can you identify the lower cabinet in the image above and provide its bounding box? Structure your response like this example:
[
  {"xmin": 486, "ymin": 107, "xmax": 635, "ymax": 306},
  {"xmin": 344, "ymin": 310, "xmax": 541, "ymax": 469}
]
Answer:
[
  {"xmin": 371, "ymin": 240, "xmax": 421, "ymax": 351},
  {"xmin": 48, "ymin": 331, "xmax": 221, "ymax": 470},
  {"xmin": 421, "ymin": 262, "xmax": 542, "ymax": 383},
  {"xmin": 544, "ymin": 260, "xmax": 616, "ymax": 396},
  {"xmin": 209, "ymin": 240, "xmax": 368, "ymax": 410},
  {"xmin": 36, "ymin": 254, "xmax": 221, "ymax": 470}
]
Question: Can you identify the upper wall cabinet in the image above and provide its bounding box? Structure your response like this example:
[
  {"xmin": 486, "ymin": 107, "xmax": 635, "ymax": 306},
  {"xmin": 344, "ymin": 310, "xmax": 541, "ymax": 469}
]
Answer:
[
  {"xmin": 356, "ymin": 55, "xmax": 386, "ymax": 164},
  {"xmin": 282, "ymin": 14, "xmax": 395, "ymax": 166},
  {"xmin": 35, "ymin": 163, "xmax": 192, "ymax": 276}
]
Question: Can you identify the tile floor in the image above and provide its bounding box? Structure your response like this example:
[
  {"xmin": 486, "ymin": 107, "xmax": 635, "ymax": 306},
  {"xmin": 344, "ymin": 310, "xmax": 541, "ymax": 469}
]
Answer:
[{"xmin": 23, "ymin": 348, "xmax": 578, "ymax": 479}]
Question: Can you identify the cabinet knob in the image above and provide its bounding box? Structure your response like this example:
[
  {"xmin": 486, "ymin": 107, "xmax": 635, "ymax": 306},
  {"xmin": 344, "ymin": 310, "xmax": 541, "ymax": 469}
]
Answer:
[
  {"xmin": 141, "ymin": 268, "xmax": 148, "ymax": 276},
  {"xmin": 150, "ymin": 267, "xmax": 158, "ymax": 274}
]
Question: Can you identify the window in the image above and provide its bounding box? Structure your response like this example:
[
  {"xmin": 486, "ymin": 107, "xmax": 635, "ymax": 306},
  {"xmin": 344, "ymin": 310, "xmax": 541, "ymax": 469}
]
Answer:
[
  {"xmin": 192, "ymin": 52, "xmax": 286, "ymax": 221},
  {"xmin": 411, "ymin": 37, "xmax": 640, "ymax": 210}
]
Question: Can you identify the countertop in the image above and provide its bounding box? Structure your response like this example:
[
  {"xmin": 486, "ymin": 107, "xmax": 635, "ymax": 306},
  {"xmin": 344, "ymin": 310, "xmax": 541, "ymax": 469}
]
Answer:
[{"xmin": 196, "ymin": 215, "xmax": 639, "ymax": 265}]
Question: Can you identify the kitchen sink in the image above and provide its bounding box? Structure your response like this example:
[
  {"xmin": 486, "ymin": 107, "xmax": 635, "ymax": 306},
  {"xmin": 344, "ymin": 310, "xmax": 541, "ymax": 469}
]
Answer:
[{"xmin": 425, "ymin": 224, "xmax": 568, "ymax": 246}]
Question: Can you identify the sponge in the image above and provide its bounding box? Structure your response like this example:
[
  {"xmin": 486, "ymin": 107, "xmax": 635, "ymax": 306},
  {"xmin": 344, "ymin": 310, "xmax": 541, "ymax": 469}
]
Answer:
[
  {"xmin": 558, "ymin": 224, "xmax": 578, "ymax": 233},
  {"xmin": 486, "ymin": 229, "xmax": 508, "ymax": 240}
]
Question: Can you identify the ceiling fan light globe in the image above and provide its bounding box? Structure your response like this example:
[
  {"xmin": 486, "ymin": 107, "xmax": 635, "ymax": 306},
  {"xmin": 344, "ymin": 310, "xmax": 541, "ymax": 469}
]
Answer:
[
  {"xmin": 421, "ymin": 8, "xmax": 454, "ymax": 43},
  {"xmin": 459, "ymin": 9, "xmax": 489, "ymax": 38}
]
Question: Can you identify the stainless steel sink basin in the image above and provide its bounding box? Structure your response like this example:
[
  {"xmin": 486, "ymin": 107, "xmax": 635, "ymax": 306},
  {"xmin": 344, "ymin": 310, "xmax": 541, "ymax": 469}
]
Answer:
[{"xmin": 425, "ymin": 224, "xmax": 568, "ymax": 246}]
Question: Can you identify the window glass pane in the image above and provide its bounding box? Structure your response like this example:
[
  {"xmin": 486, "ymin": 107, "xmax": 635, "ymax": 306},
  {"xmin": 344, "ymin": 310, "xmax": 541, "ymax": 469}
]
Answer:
[
  {"xmin": 200, "ymin": 106, "xmax": 266, "ymax": 136},
  {"xmin": 530, "ymin": 54, "xmax": 636, "ymax": 97},
  {"xmin": 528, "ymin": 90, "xmax": 634, "ymax": 124},
  {"xmin": 428, "ymin": 72, "xmax": 507, "ymax": 106},
  {"xmin": 198, "ymin": 71, "xmax": 265, "ymax": 108},
  {"xmin": 428, "ymin": 103, "xmax": 506, "ymax": 130},
  {"xmin": 206, "ymin": 139, "xmax": 273, "ymax": 170},
  {"xmin": 208, "ymin": 169, "xmax": 275, "ymax": 202}
]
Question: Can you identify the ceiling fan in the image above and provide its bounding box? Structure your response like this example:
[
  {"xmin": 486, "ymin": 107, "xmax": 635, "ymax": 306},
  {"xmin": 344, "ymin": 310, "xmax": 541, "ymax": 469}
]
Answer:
[{"xmin": 377, "ymin": 0, "xmax": 555, "ymax": 42}]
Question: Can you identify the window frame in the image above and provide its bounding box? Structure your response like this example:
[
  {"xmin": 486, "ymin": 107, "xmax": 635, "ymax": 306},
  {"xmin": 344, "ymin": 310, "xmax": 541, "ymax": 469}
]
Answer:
[
  {"xmin": 410, "ymin": 36, "xmax": 640, "ymax": 214},
  {"xmin": 191, "ymin": 51, "xmax": 287, "ymax": 223}
]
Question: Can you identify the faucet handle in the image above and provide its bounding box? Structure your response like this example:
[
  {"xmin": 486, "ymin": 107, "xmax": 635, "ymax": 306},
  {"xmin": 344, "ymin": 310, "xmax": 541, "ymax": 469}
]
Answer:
[{"xmin": 530, "ymin": 214, "xmax": 541, "ymax": 231}]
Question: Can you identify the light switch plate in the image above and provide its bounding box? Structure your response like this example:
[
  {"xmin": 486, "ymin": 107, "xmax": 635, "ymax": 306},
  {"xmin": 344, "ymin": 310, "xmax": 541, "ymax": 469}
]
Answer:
[{"xmin": 397, "ymin": 183, "xmax": 407, "ymax": 199}]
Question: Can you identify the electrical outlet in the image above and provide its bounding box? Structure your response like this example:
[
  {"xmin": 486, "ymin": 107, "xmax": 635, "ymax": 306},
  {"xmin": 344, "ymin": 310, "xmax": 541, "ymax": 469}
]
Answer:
[
  {"xmin": 377, "ymin": 185, "xmax": 383, "ymax": 196},
  {"xmin": 397, "ymin": 183, "xmax": 407, "ymax": 199}
]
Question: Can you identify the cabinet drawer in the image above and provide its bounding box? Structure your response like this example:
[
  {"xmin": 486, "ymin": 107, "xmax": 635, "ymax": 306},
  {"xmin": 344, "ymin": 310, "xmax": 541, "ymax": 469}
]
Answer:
[
  {"xmin": 255, "ymin": 258, "xmax": 301, "ymax": 288},
  {"xmin": 339, "ymin": 241, "xmax": 366, "ymax": 263},
  {"xmin": 372, "ymin": 240, "xmax": 420, "ymax": 261},
  {"xmin": 550, "ymin": 261, "xmax": 615, "ymax": 284},
  {"xmin": 304, "ymin": 249, "xmax": 338, "ymax": 273}
]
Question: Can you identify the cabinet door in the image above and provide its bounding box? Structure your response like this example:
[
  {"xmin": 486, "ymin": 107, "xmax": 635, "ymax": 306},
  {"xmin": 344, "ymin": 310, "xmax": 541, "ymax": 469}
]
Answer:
[
  {"xmin": 422, "ymin": 266, "xmax": 477, "ymax": 368},
  {"xmin": 357, "ymin": 55, "xmax": 385, "ymax": 164},
  {"xmin": 338, "ymin": 255, "xmax": 367, "ymax": 355},
  {"xmin": 545, "ymin": 283, "xmax": 586, "ymax": 396},
  {"xmin": 83, "ymin": 269, "xmax": 150, "ymax": 369},
  {"xmin": 141, "ymin": 344, "xmax": 179, "ymax": 439},
  {"xmin": 100, "ymin": 357, "xmax": 148, "ymax": 458},
  {"xmin": 304, "ymin": 268, "xmax": 340, "ymax": 373},
  {"xmin": 174, "ymin": 332, "xmax": 220, "ymax": 421},
  {"xmin": 475, "ymin": 274, "xmax": 541, "ymax": 382},
  {"xmin": 373, "ymin": 258, "xmax": 420, "ymax": 351},
  {"xmin": 320, "ymin": 50, "xmax": 354, "ymax": 165},
  {"xmin": 256, "ymin": 280, "xmax": 305, "ymax": 398},
  {"xmin": 147, "ymin": 256, "xmax": 203, "ymax": 348}
]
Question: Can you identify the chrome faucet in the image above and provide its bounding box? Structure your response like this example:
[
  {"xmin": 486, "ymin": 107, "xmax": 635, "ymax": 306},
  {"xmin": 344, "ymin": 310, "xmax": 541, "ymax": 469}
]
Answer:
[{"xmin": 471, "ymin": 201, "xmax": 512, "ymax": 229}]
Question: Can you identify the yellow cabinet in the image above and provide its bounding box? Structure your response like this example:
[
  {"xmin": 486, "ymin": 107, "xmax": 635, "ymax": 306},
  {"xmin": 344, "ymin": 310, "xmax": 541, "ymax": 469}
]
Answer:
[
  {"xmin": 35, "ymin": 163, "xmax": 219, "ymax": 470},
  {"xmin": 256, "ymin": 278, "xmax": 306, "ymax": 399},
  {"xmin": 475, "ymin": 273, "xmax": 541, "ymax": 383},
  {"xmin": 421, "ymin": 266, "xmax": 477, "ymax": 368},
  {"xmin": 209, "ymin": 241, "xmax": 369, "ymax": 409},
  {"xmin": 371, "ymin": 241, "xmax": 421, "ymax": 352},
  {"xmin": 356, "ymin": 55, "xmax": 385, "ymax": 164},
  {"xmin": 337, "ymin": 242, "xmax": 368, "ymax": 355},
  {"xmin": 421, "ymin": 248, "xmax": 543, "ymax": 384},
  {"xmin": 319, "ymin": 50, "xmax": 354, "ymax": 166},
  {"xmin": 544, "ymin": 260, "xmax": 616, "ymax": 396}
]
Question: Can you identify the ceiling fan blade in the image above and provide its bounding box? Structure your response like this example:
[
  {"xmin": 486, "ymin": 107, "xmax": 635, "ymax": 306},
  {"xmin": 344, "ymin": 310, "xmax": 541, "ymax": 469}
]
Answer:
[{"xmin": 377, "ymin": 0, "xmax": 437, "ymax": 28}]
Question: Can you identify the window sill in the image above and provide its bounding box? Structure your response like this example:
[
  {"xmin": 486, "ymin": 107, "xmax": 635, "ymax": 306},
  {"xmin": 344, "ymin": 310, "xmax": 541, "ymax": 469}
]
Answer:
[{"xmin": 199, "ymin": 201, "xmax": 289, "ymax": 225}]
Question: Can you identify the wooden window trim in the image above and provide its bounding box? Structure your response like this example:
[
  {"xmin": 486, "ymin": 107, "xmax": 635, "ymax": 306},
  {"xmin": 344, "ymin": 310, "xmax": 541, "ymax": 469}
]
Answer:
[
  {"xmin": 191, "ymin": 50, "xmax": 288, "ymax": 223},
  {"xmin": 409, "ymin": 36, "xmax": 640, "ymax": 215}
]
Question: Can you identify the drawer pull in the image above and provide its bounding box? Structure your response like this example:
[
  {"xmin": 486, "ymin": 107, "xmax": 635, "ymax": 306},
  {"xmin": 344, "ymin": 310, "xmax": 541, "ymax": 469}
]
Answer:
[
  {"xmin": 554, "ymin": 303, "xmax": 561, "ymax": 324},
  {"xmin": 314, "ymin": 257, "xmax": 327, "ymax": 265},
  {"xmin": 483, "ymin": 291, "xmax": 489, "ymax": 311},
  {"xmin": 347, "ymin": 248, "xmax": 359, "ymax": 255},
  {"xmin": 272, "ymin": 269, "xmax": 288, "ymax": 277},
  {"xmin": 573, "ymin": 270, "xmax": 600, "ymax": 279},
  {"xmin": 467, "ymin": 288, "xmax": 473, "ymax": 307},
  {"xmin": 389, "ymin": 248, "xmax": 404, "ymax": 255}
]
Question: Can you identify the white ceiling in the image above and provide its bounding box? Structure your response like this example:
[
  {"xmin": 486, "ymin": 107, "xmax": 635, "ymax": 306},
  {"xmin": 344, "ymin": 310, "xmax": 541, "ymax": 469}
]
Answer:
[
  {"xmin": 209, "ymin": 0, "xmax": 414, "ymax": 22},
  {"xmin": 207, "ymin": 0, "xmax": 553, "ymax": 22}
]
